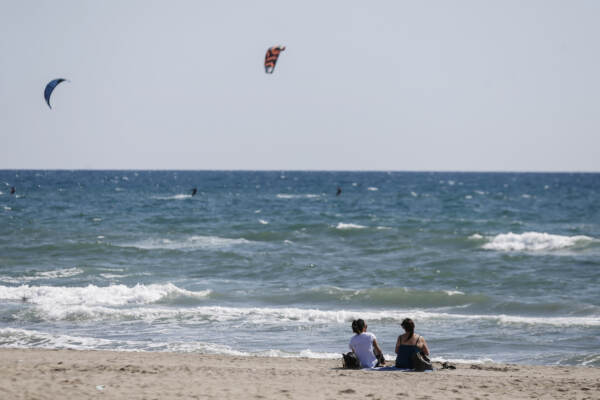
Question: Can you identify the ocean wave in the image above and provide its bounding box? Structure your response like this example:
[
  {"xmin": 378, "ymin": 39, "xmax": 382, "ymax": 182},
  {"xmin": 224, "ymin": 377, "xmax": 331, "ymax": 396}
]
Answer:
[
  {"xmin": 121, "ymin": 235, "xmax": 251, "ymax": 250},
  {"xmin": 185, "ymin": 306, "xmax": 600, "ymax": 328},
  {"xmin": 430, "ymin": 356, "xmax": 493, "ymax": 365},
  {"xmin": 0, "ymin": 283, "xmax": 211, "ymax": 317},
  {"xmin": 479, "ymin": 232, "xmax": 595, "ymax": 251},
  {"xmin": 335, "ymin": 223, "xmax": 366, "ymax": 230},
  {"xmin": 0, "ymin": 328, "xmax": 114, "ymax": 350},
  {"xmin": 0, "ymin": 268, "xmax": 83, "ymax": 284},
  {"xmin": 261, "ymin": 286, "xmax": 483, "ymax": 309},
  {"xmin": 0, "ymin": 327, "xmax": 342, "ymax": 357},
  {"xmin": 276, "ymin": 194, "xmax": 321, "ymax": 199},
  {"xmin": 152, "ymin": 194, "xmax": 193, "ymax": 200},
  {"xmin": 2, "ymin": 293, "xmax": 599, "ymax": 327},
  {"xmin": 367, "ymin": 187, "xmax": 378, "ymax": 191}
]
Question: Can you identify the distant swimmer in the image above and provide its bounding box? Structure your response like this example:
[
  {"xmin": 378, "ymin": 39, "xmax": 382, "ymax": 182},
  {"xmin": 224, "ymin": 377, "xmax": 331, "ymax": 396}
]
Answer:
[
  {"xmin": 336, "ymin": 186, "xmax": 342, "ymax": 196},
  {"xmin": 191, "ymin": 188, "xmax": 197, "ymax": 196},
  {"xmin": 10, "ymin": 187, "xmax": 16, "ymax": 195}
]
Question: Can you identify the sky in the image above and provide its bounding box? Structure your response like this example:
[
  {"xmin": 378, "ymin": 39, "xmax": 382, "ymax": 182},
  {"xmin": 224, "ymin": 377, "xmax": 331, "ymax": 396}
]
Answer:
[{"xmin": 1, "ymin": 0, "xmax": 599, "ymax": 171}]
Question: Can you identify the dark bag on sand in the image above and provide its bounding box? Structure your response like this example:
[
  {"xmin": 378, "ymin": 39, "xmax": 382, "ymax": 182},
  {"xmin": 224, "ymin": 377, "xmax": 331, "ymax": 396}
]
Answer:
[
  {"xmin": 411, "ymin": 352, "xmax": 433, "ymax": 371},
  {"xmin": 342, "ymin": 352, "xmax": 360, "ymax": 369}
]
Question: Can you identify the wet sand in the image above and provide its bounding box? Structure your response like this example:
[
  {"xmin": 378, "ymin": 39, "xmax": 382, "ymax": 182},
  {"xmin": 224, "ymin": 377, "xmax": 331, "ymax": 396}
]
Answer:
[{"xmin": 1, "ymin": 349, "xmax": 598, "ymax": 399}]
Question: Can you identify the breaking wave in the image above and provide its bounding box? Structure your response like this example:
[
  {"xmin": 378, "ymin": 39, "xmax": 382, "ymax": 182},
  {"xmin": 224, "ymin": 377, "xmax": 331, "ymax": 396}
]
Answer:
[
  {"xmin": 152, "ymin": 194, "xmax": 193, "ymax": 200},
  {"xmin": 276, "ymin": 194, "xmax": 321, "ymax": 199},
  {"xmin": 121, "ymin": 235, "xmax": 251, "ymax": 250},
  {"xmin": 0, "ymin": 268, "xmax": 83, "ymax": 284},
  {"xmin": 475, "ymin": 232, "xmax": 595, "ymax": 252},
  {"xmin": 335, "ymin": 223, "xmax": 366, "ymax": 230},
  {"xmin": 0, "ymin": 283, "xmax": 211, "ymax": 320},
  {"xmin": 0, "ymin": 327, "xmax": 341, "ymax": 357}
]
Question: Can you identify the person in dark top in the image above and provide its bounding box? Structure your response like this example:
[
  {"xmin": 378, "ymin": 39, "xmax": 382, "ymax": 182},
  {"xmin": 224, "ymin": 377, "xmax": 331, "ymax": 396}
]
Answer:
[
  {"xmin": 336, "ymin": 186, "xmax": 342, "ymax": 196},
  {"xmin": 395, "ymin": 318, "xmax": 430, "ymax": 368},
  {"xmin": 10, "ymin": 187, "xmax": 16, "ymax": 195},
  {"xmin": 191, "ymin": 188, "xmax": 197, "ymax": 196}
]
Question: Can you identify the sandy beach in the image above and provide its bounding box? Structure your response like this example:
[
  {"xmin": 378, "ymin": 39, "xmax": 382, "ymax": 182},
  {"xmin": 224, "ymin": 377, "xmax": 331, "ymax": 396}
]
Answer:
[{"xmin": 0, "ymin": 349, "xmax": 598, "ymax": 399}]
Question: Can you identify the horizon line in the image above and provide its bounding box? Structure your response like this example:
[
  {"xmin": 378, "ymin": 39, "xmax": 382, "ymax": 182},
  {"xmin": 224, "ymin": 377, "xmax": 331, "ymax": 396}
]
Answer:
[{"xmin": 1, "ymin": 168, "xmax": 599, "ymax": 174}]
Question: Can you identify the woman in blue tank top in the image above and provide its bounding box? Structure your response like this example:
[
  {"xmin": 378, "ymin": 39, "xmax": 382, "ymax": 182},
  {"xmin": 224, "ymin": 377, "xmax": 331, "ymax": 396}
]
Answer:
[{"xmin": 395, "ymin": 318, "xmax": 430, "ymax": 368}]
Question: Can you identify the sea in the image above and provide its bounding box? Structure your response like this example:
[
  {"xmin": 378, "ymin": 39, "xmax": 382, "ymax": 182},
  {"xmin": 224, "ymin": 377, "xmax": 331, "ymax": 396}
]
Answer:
[{"xmin": 1, "ymin": 170, "xmax": 599, "ymax": 367}]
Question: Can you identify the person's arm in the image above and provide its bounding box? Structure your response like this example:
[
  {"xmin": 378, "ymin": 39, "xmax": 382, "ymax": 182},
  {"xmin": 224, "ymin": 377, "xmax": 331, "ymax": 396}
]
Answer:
[
  {"xmin": 395, "ymin": 336, "xmax": 402, "ymax": 354},
  {"xmin": 372, "ymin": 338, "xmax": 383, "ymax": 356},
  {"xmin": 420, "ymin": 337, "xmax": 430, "ymax": 356}
]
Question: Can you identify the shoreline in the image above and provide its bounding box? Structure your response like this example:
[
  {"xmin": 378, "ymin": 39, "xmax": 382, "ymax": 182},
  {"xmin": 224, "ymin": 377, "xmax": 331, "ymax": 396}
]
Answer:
[{"xmin": 1, "ymin": 349, "xmax": 598, "ymax": 399}]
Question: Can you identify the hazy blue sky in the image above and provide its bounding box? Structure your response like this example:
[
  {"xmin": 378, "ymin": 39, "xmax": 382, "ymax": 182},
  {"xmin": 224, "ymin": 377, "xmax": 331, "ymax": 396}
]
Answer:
[{"xmin": 1, "ymin": 1, "xmax": 599, "ymax": 171}]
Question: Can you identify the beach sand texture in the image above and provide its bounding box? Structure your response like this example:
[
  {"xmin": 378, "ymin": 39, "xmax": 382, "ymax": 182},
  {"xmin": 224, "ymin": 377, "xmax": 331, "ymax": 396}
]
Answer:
[{"xmin": 1, "ymin": 349, "xmax": 598, "ymax": 399}]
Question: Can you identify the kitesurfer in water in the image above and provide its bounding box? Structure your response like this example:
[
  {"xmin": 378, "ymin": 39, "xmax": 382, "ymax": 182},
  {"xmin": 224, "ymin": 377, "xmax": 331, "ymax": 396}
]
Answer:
[
  {"xmin": 10, "ymin": 187, "xmax": 16, "ymax": 195},
  {"xmin": 336, "ymin": 186, "xmax": 342, "ymax": 196},
  {"xmin": 191, "ymin": 188, "xmax": 197, "ymax": 196}
]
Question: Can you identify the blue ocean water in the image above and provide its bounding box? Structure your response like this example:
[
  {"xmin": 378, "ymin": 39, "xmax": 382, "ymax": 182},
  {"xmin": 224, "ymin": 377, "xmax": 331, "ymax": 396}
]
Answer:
[{"xmin": 0, "ymin": 170, "xmax": 599, "ymax": 366}]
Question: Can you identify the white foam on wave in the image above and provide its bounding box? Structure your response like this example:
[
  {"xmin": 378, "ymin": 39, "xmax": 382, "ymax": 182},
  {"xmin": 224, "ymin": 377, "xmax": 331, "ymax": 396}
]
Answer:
[
  {"xmin": 256, "ymin": 349, "xmax": 340, "ymax": 359},
  {"xmin": 367, "ymin": 187, "xmax": 378, "ymax": 191},
  {"xmin": 5, "ymin": 286, "xmax": 597, "ymax": 328},
  {"xmin": 0, "ymin": 268, "xmax": 83, "ymax": 284},
  {"xmin": 336, "ymin": 223, "xmax": 366, "ymax": 230},
  {"xmin": 123, "ymin": 235, "xmax": 251, "ymax": 250},
  {"xmin": 0, "ymin": 283, "xmax": 211, "ymax": 319},
  {"xmin": 430, "ymin": 356, "xmax": 494, "ymax": 365},
  {"xmin": 0, "ymin": 327, "xmax": 343, "ymax": 358},
  {"xmin": 0, "ymin": 328, "xmax": 115, "ymax": 350},
  {"xmin": 481, "ymin": 232, "xmax": 595, "ymax": 251},
  {"xmin": 107, "ymin": 305, "xmax": 600, "ymax": 328},
  {"xmin": 99, "ymin": 273, "xmax": 127, "ymax": 279},
  {"xmin": 152, "ymin": 194, "xmax": 193, "ymax": 200},
  {"xmin": 258, "ymin": 219, "xmax": 269, "ymax": 225},
  {"xmin": 276, "ymin": 194, "xmax": 321, "ymax": 199},
  {"xmin": 444, "ymin": 290, "xmax": 465, "ymax": 296}
]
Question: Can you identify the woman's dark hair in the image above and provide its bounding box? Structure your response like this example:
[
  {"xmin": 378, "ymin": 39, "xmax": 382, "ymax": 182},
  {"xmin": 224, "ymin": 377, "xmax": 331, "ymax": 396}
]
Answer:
[
  {"xmin": 401, "ymin": 318, "xmax": 415, "ymax": 340},
  {"xmin": 352, "ymin": 319, "xmax": 366, "ymax": 334}
]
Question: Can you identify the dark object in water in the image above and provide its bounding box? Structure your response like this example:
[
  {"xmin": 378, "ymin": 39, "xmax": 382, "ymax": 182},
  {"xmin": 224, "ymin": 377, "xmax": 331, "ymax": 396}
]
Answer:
[
  {"xmin": 10, "ymin": 187, "xmax": 16, "ymax": 195},
  {"xmin": 336, "ymin": 186, "xmax": 342, "ymax": 196},
  {"xmin": 191, "ymin": 188, "xmax": 197, "ymax": 196}
]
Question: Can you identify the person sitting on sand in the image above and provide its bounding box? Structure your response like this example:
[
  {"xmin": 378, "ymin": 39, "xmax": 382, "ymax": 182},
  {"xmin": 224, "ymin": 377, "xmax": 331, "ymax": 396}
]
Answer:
[
  {"xmin": 349, "ymin": 319, "xmax": 385, "ymax": 368},
  {"xmin": 395, "ymin": 318, "xmax": 430, "ymax": 368}
]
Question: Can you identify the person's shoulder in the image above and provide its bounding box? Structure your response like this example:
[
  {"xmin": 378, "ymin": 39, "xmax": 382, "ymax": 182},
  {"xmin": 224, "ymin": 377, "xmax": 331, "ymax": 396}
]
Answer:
[{"xmin": 366, "ymin": 332, "xmax": 376, "ymax": 339}]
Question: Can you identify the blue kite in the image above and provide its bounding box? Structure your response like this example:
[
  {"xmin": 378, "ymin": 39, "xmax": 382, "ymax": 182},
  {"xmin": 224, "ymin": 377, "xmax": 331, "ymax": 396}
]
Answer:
[{"xmin": 44, "ymin": 78, "xmax": 68, "ymax": 109}]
